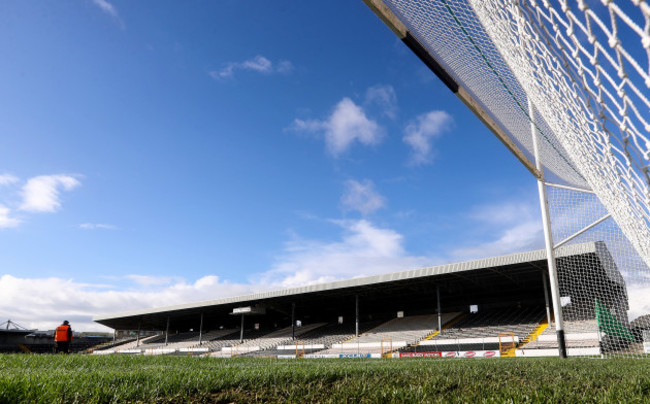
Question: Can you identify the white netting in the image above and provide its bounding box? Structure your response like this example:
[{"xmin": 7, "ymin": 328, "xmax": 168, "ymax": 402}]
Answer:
[
  {"xmin": 377, "ymin": 0, "xmax": 650, "ymax": 356},
  {"xmin": 468, "ymin": 0, "xmax": 650, "ymax": 271}
]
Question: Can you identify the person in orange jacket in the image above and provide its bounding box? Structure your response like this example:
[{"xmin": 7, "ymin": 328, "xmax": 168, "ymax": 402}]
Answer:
[{"xmin": 54, "ymin": 320, "xmax": 73, "ymax": 353}]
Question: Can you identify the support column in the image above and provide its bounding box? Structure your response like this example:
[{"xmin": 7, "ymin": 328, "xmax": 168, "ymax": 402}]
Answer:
[
  {"xmin": 240, "ymin": 314, "xmax": 245, "ymax": 343},
  {"xmin": 136, "ymin": 320, "xmax": 141, "ymax": 347},
  {"xmin": 355, "ymin": 295, "xmax": 359, "ymax": 338},
  {"xmin": 198, "ymin": 312, "xmax": 204, "ymax": 345},
  {"xmin": 291, "ymin": 302, "xmax": 296, "ymax": 340},
  {"xmin": 530, "ymin": 100, "xmax": 566, "ymax": 358},
  {"xmin": 436, "ymin": 285, "xmax": 442, "ymax": 335},
  {"xmin": 542, "ymin": 272, "xmax": 552, "ymax": 327},
  {"xmin": 164, "ymin": 316, "xmax": 170, "ymax": 346}
]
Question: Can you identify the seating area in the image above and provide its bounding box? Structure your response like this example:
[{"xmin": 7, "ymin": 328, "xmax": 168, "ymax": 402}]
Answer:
[
  {"xmin": 403, "ymin": 306, "xmax": 545, "ymax": 353},
  {"xmin": 317, "ymin": 313, "xmax": 460, "ymax": 357},
  {"xmin": 246, "ymin": 321, "xmax": 383, "ymax": 358},
  {"xmin": 213, "ymin": 323, "xmax": 327, "ymax": 357},
  {"xmin": 104, "ymin": 329, "xmax": 240, "ymax": 353},
  {"xmin": 522, "ymin": 319, "xmax": 600, "ymax": 350},
  {"xmin": 93, "ymin": 307, "xmax": 613, "ymax": 358},
  {"xmin": 437, "ymin": 306, "xmax": 544, "ymax": 340}
]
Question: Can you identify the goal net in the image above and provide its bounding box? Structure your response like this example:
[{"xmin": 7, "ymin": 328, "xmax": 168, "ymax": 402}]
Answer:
[{"xmin": 363, "ymin": 0, "xmax": 650, "ymax": 357}]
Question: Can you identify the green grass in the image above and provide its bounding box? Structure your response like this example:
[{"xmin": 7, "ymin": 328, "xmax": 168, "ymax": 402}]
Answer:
[{"xmin": 1, "ymin": 355, "xmax": 650, "ymax": 403}]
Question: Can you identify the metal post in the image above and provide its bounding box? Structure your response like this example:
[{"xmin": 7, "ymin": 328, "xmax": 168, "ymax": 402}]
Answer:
[
  {"xmin": 136, "ymin": 320, "xmax": 141, "ymax": 347},
  {"xmin": 164, "ymin": 316, "xmax": 170, "ymax": 346},
  {"xmin": 291, "ymin": 302, "xmax": 296, "ymax": 340},
  {"xmin": 542, "ymin": 271, "xmax": 552, "ymax": 327},
  {"xmin": 198, "ymin": 312, "xmax": 204, "ymax": 345},
  {"xmin": 530, "ymin": 100, "xmax": 567, "ymax": 358},
  {"xmin": 355, "ymin": 295, "xmax": 359, "ymax": 338},
  {"xmin": 436, "ymin": 285, "xmax": 442, "ymax": 335},
  {"xmin": 240, "ymin": 314, "xmax": 245, "ymax": 343}
]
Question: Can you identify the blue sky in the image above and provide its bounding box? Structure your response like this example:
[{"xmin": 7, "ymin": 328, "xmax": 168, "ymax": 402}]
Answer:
[{"xmin": 0, "ymin": 0, "xmax": 543, "ymax": 331}]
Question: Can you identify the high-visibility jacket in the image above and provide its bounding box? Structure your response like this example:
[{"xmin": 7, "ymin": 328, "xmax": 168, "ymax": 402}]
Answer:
[{"xmin": 55, "ymin": 325, "xmax": 72, "ymax": 342}]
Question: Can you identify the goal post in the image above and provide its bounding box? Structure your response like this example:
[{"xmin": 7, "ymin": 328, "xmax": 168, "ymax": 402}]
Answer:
[
  {"xmin": 380, "ymin": 338, "xmax": 393, "ymax": 358},
  {"xmin": 498, "ymin": 332, "xmax": 516, "ymax": 358},
  {"xmin": 362, "ymin": 0, "xmax": 650, "ymax": 358},
  {"xmin": 295, "ymin": 342, "xmax": 305, "ymax": 358}
]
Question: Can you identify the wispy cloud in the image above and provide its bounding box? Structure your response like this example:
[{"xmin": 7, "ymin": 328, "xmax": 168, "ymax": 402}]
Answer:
[
  {"xmin": 341, "ymin": 179, "xmax": 385, "ymax": 215},
  {"xmin": 365, "ymin": 85, "xmax": 398, "ymax": 119},
  {"xmin": 125, "ymin": 275, "xmax": 181, "ymax": 288},
  {"xmin": 0, "ymin": 217, "xmax": 437, "ymax": 330},
  {"xmin": 0, "ymin": 174, "xmax": 19, "ymax": 187},
  {"xmin": 263, "ymin": 219, "xmax": 432, "ymax": 288},
  {"xmin": 626, "ymin": 283, "xmax": 650, "ymax": 321},
  {"xmin": 451, "ymin": 200, "xmax": 544, "ymax": 260},
  {"xmin": 19, "ymin": 175, "xmax": 81, "ymax": 213},
  {"xmin": 91, "ymin": 0, "xmax": 124, "ymax": 29},
  {"xmin": 403, "ymin": 110, "xmax": 453, "ymax": 165},
  {"xmin": 0, "ymin": 204, "xmax": 21, "ymax": 228},
  {"xmin": 79, "ymin": 223, "xmax": 117, "ymax": 230},
  {"xmin": 0, "ymin": 274, "xmax": 256, "ymax": 331},
  {"xmin": 290, "ymin": 98, "xmax": 384, "ymax": 156},
  {"xmin": 209, "ymin": 56, "xmax": 293, "ymax": 80}
]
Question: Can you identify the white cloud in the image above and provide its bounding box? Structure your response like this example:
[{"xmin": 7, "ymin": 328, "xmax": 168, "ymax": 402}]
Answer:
[
  {"xmin": 0, "ymin": 204, "xmax": 21, "ymax": 228},
  {"xmin": 209, "ymin": 56, "xmax": 293, "ymax": 80},
  {"xmin": 365, "ymin": 85, "xmax": 398, "ymax": 119},
  {"xmin": 125, "ymin": 274, "xmax": 179, "ymax": 287},
  {"xmin": 79, "ymin": 223, "xmax": 117, "ymax": 230},
  {"xmin": 241, "ymin": 55, "xmax": 273, "ymax": 72},
  {"xmin": 626, "ymin": 283, "xmax": 650, "ymax": 322},
  {"xmin": 451, "ymin": 200, "xmax": 544, "ymax": 260},
  {"xmin": 263, "ymin": 219, "xmax": 431, "ymax": 288},
  {"xmin": 91, "ymin": 0, "xmax": 124, "ymax": 28},
  {"xmin": 291, "ymin": 98, "xmax": 384, "ymax": 156},
  {"xmin": 0, "ymin": 174, "xmax": 19, "ymax": 186},
  {"xmin": 0, "ymin": 274, "xmax": 257, "ymax": 332},
  {"xmin": 19, "ymin": 175, "xmax": 81, "ymax": 213},
  {"xmin": 341, "ymin": 179, "xmax": 385, "ymax": 215},
  {"xmin": 403, "ymin": 110, "xmax": 453, "ymax": 165},
  {"xmin": 0, "ymin": 217, "xmax": 435, "ymax": 331}
]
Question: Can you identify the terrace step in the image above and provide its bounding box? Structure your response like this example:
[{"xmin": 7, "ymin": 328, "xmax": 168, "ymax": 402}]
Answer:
[{"xmin": 518, "ymin": 318, "xmax": 549, "ymax": 348}]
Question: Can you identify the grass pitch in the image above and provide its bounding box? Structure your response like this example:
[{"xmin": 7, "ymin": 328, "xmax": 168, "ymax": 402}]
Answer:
[{"xmin": 1, "ymin": 354, "xmax": 650, "ymax": 403}]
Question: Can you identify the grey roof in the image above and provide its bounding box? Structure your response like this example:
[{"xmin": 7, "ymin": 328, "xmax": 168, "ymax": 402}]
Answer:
[{"xmin": 94, "ymin": 241, "xmax": 601, "ymax": 325}]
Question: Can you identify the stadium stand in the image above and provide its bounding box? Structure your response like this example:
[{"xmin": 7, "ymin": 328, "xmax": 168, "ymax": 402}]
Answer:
[
  {"xmin": 317, "ymin": 313, "xmax": 460, "ymax": 357},
  {"xmin": 246, "ymin": 321, "xmax": 384, "ymax": 358},
  {"xmin": 406, "ymin": 306, "xmax": 545, "ymax": 353},
  {"xmin": 227, "ymin": 323, "xmax": 327, "ymax": 357},
  {"xmin": 92, "ymin": 243, "xmax": 634, "ymax": 358},
  {"xmin": 521, "ymin": 319, "xmax": 600, "ymax": 350}
]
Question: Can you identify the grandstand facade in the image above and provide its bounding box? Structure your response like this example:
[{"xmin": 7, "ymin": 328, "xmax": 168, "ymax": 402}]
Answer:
[{"xmin": 93, "ymin": 242, "xmax": 630, "ymax": 357}]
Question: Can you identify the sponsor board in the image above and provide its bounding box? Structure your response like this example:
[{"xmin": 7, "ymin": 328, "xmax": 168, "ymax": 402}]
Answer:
[
  {"xmin": 338, "ymin": 353, "xmax": 372, "ymax": 358},
  {"xmin": 399, "ymin": 352, "xmax": 442, "ymax": 358},
  {"xmin": 179, "ymin": 348, "xmax": 209, "ymax": 353},
  {"xmin": 411, "ymin": 351, "xmax": 499, "ymax": 358},
  {"xmin": 92, "ymin": 349, "xmax": 115, "ymax": 355}
]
